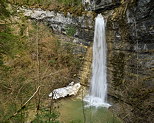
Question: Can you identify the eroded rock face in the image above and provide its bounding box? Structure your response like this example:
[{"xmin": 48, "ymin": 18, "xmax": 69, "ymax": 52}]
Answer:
[
  {"xmin": 105, "ymin": 0, "xmax": 154, "ymax": 122},
  {"xmin": 20, "ymin": 7, "xmax": 94, "ymax": 42},
  {"xmin": 83, "ymin": 0, "xmax": 120, "ymax": 11}
]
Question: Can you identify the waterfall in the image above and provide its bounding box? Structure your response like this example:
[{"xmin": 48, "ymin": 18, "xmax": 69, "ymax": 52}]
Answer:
[{"xmin": 84, "ymin": 14, "xmax": 111, "ymax": 108}]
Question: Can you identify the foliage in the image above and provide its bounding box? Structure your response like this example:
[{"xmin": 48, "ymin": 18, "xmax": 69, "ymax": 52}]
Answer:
[
  {"xmin": 70, "ymin": 120, "xmax": 82, "ymax": 123},
  {"xmin": 0, "ymin": 12, "xmax": 84, "ymax": 123},
  {"xmin": 0, "ymin": 0, "xmax": 10, "ymax": 19},
  {"xmin": 8, "ymin": 0, "xmax": 82, "ymax": 6},
  {"xmin": 32, "ymin": 108, "xmax": 60, "ymax": 123},
  {"xmin": 58, "ymin": 0, "xmax": 82, "ymax": 6},
  {"xmin": 0, "ymin": 31, "xmax": 25, "ymax": 64},
  {"xmin": 8, "ymin": 0, "xmax": 82, "ymax": 8},
  {"xmin": 66, "ymin": 25, "xmax": 76, "ymax": 37},
  {"xmin": 0, "ymin": 1, "xmax": 84, "ymax": 122},
  {"xmin": 8, "ymin": 0, "xmax": 52, "ymax": 7}
]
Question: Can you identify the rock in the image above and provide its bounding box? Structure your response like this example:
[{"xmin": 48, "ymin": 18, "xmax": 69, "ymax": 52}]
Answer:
[
  {"xmin": 19, "ymin": 7, "xmax": 94, "ymax": 42},
  {"xmin": 83, "ymin": 0, "xmax": 120, "ymax": 11},
  {"xmin": 49, "ymin": 82, "xmax": 81, "ymax": 99},
  {"xmin": 105, "ymin": 0, "xmax": 154, "ymax": 122}
]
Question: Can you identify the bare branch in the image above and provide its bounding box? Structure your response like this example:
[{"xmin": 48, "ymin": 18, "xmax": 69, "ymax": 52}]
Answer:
[{"xmin": 9, "ymin": 86, "xmax": 41, "ymax": 119}]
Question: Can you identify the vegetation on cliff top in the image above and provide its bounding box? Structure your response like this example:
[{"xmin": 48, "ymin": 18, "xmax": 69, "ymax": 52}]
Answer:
[{"xmin": 8, "ymin": 0, "xmax": 82, "ymax": 9}]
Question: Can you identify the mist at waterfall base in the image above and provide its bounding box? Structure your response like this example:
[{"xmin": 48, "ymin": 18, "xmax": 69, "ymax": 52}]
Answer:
[{"xmin": 84, "ymin": 14, "xmax": 111, "ymax": 108}]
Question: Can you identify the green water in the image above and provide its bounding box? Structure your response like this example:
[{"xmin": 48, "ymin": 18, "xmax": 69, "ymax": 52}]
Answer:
[{"xmin": 58, "ymin": 99, "xmax": 122, "ymax": 123}]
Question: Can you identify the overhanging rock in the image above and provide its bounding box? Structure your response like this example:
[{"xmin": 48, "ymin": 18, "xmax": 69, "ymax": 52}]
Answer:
[{"xmin": 83, "ymin": 0, "xmax": 120, "ymax": 12}]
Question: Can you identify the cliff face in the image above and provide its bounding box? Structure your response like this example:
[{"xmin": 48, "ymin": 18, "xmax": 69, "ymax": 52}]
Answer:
[
  {"xmin": 21, "ymin": 8, "xmax": 95, "ymax": 44},
  {"xmin": 99, "ymin": 0, "xmax": 154, "ymax": 122},
  {"xmin": 83, "ymin": 0, "xmax": 120, "ymax": 11}
]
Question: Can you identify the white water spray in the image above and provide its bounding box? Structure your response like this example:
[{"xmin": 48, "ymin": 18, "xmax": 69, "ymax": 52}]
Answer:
[{"xmin": 84, "ymin": 14, "xmax": 111, "ymax": 108}]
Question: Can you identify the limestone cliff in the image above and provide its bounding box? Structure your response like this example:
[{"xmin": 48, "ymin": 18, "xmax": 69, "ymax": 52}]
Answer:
[{"xmin": 93, "ymin": 0, "xmax": 154, "ymax": 122}]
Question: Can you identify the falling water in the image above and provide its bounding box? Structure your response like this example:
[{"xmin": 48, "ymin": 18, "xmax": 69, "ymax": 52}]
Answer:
[{"xmin": 84, "ymin": 14, "xmax": 111, "ymax": 108}]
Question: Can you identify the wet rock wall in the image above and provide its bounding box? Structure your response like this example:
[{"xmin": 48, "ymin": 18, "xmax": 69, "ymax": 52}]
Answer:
[{"xmin": 104, "ymin": 0, "xmax": 154, "ymax": 122}]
